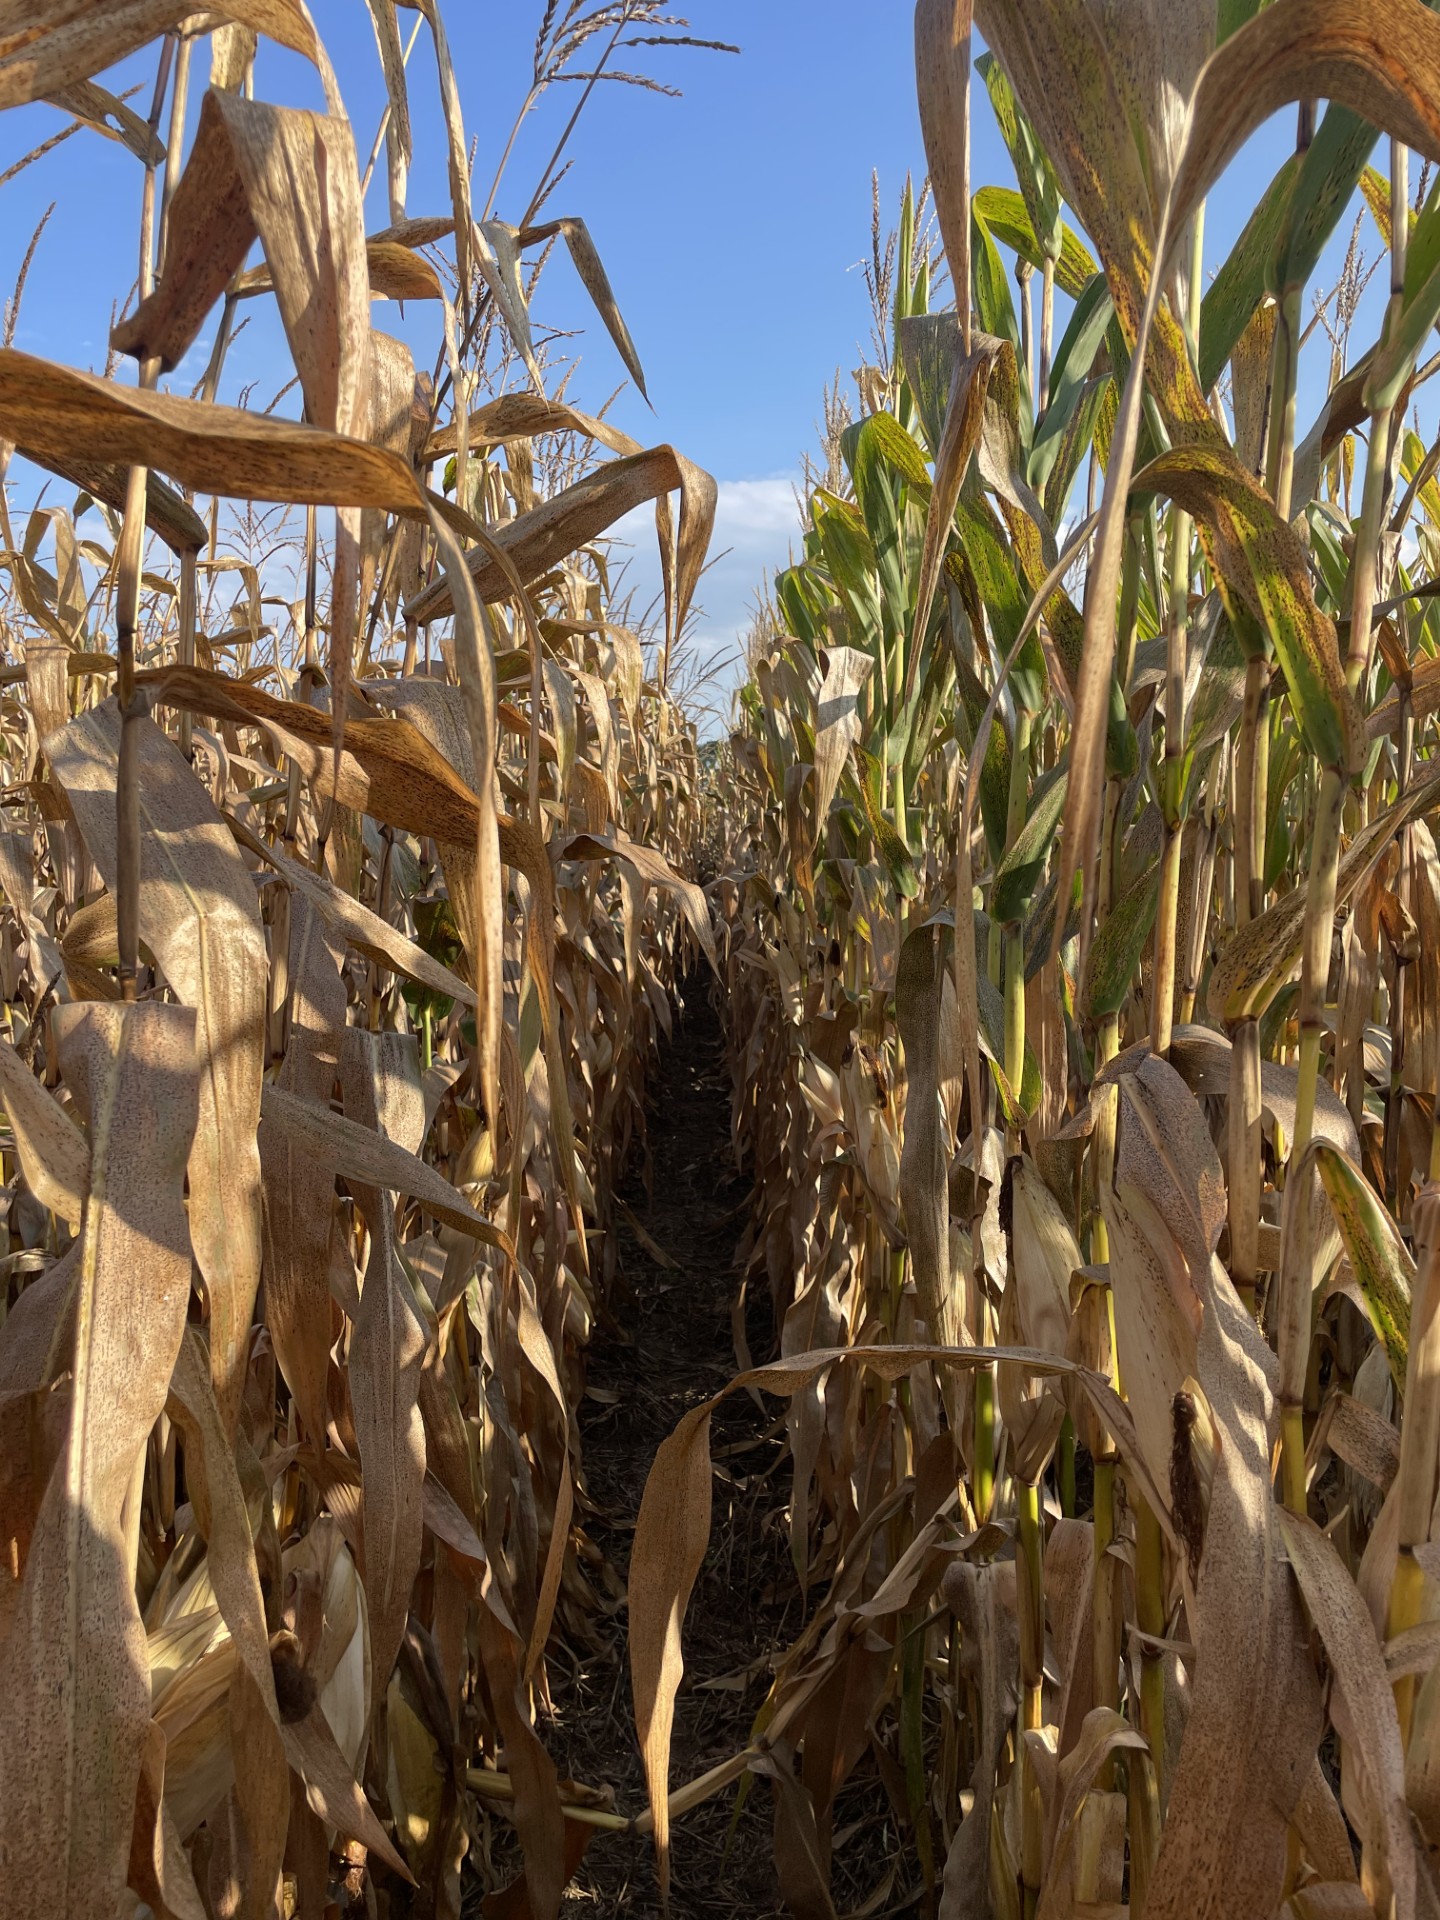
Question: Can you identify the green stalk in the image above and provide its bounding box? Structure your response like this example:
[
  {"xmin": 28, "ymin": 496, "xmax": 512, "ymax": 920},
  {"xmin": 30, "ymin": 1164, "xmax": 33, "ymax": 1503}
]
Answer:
[
  {"xmin": 1282, "ymin": 138, "xmax": 1406, "ymax": 1509},
  {"xmin": 1058, "ymin": 1416, "xmax": 1076, "ymax": 1518},
  {"xmin": 1228, "ymin": 650, "xmax": 1270, "ymax": 1313},
  {"xmin": 1150, "ymin": 504, "xmax": 1190, "ymax": 1058},
  {"xmin": 1279, "ymin": 764, "xmax": 1345, "ymax": 1512},
  {"xmin": 973, "ymin": 1342, "xmax": 996, "ymax": 1522},
  {"xmin": 1264, "ymin": 281, "xmax": 1305, "ymax": 521},
  {"xmin": 1264, "ymin": 105, "xmax": 1315, "ymax": 519},
  {"xmin": 1344, "ymin": 409, "xmax": 1397, "ymax": 696},
  {"xmin": 1004, "ymin": 707, "xmax": 1034, "ymax": 1107},
  {"xmin": 1151, "ymin": 210, "xmax": 1203, "ymax": 1059},
  {"xmin": 1017, "ymin": 1478, "xmax": 1044, "ymax": 1735},
  {"xmin": 1177, "ymin": 800, "xmax": 1217, "ymax": 1026},
  {"xmin": 1135, "ymin": 1492, "xmax": 1166, "ymax": 1798}
]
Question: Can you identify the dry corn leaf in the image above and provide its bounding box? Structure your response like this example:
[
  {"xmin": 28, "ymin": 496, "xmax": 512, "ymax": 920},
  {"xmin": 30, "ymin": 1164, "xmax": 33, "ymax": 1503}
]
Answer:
[
  {"xmin": 896, "ymin": 920, "xmax": 955, "ymax": 1350},
  {"xmin": 258, "ymin": 898, "xmax": 346, "ymax": 1448},
  {"xmin": 281, "ymin": 1702, "xmax": 412, "ymax": 1882},
  {"xmin": 166, "ymin": 1330, "xmax": 288, "ymax": 1919},
  {"xmin": 0, "ymin": 0, "xmax": 319, "ymax": 111},
  {"xmin": 0, "ymin": 1000, "xmax": 198, "ymax": 1918},
  {"xmin": 914, "ymin": 0, "xmax": 973, "ymax": 348},
  {"xmin": 1146, "ymin": 1281, "xmax": 1324, "ymax": 1919},
  {"xmin": 404, "ymin": 444, "xmax": 716, "ymax": 643},
  {"xmin": 46, "ymin": 703, "xmax": 266, "ymax": 1438},
  {"xmin": 231, "ymin": 805, "xmax": 475, "ymax": 1011},
  {"xmin": 25, "ymin": 452, "xmax": 208, "ymax": 555},
  {"xmin": 424, "ymin": 391, "xmax": 641, "ymax": 463},
  {"xmin": 339, "ymin": 1027, "xmax": 429, "ymax": 1713},
  {"xmin": 1278, "ymin": 1508, "xmax": 1416, "ymax": 1919},
  {"xmin": 631, "ymin": 1340, "xmax": 1077, "ymax": 1898},
  {"xmin": 0, "ymin": 349, "xmax": 423, "ymax": 511},
  {"xmin": 0, "ymin": 1034, "xmax": 87, "ymax": 1224},
  {"xmin": 261, "ymin": 1082, "xmax": 510, "ymax": 1252},
  {"xmin": 562, "ymin": 827, "xmax": 718, "ymax": 975},
  {"xmin": 517, "ymin": 215, "xmax": 649, "ymax": 402}
]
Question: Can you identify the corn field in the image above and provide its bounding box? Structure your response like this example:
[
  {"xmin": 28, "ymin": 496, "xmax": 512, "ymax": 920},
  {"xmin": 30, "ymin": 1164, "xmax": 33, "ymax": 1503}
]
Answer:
[{"xmin": 12, "ymin": 2, "xmax": 1440, "ymax": 1918}]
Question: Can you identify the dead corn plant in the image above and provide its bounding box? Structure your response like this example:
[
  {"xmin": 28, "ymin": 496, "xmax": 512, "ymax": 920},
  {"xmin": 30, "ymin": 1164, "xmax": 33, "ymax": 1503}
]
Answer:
[{"xmin": 0, "ymin": 4, "xmax": 732, "ymax": 1918}]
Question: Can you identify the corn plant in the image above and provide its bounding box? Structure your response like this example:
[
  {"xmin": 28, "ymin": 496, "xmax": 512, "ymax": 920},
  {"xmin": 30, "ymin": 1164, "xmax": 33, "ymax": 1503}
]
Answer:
[
  {"xmin": 629, "ymin": 4, "xmax": 1440, "ymax": 1918},
  {"xmin": 0, "ymin": 6, "xmax": 733, "ymax": 1918}
]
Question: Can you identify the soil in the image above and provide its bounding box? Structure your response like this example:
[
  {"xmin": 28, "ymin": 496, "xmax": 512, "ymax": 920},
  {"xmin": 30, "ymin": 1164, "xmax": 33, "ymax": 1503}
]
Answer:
[{"xmin": 538, "ymin": 975, "xmax": 798, "ymax": 1917}]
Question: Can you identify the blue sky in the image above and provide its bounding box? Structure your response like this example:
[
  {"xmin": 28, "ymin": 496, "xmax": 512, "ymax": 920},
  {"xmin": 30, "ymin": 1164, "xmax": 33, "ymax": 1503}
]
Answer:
[{"xmin": 0, "ymin": 5, "xmax": 1407, "ymax": 722}]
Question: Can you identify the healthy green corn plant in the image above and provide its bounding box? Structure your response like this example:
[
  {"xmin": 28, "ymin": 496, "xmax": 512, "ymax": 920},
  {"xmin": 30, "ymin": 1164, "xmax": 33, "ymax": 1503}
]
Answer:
[{"xmin": 629, "ymin": 3, "xmax": 1440, "ymax": 1918}]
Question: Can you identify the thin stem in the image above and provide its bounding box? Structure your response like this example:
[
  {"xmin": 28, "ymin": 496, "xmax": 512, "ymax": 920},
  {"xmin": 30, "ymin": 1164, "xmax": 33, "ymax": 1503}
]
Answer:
[
  {"xmin": 1151, "ymin": 502, "xmax": 1191, "ymax": 1057},
  {"xmin": 116, "ymin": 37, "xmax": 176, "ymax": 998},
  {"xmin": 1264, "ymin": 103, "xmax": 1314, "ymax": 520},
  {"xmin": 157, "ymin": 29, "xmax": 191, "ymax": 276},
  {"xmin": 521, "ymin": 7, "xmax": 633, "ymax": 228},
  {"xmin": 177, "ymin": 544, "xmax": 196, "ymax": 760},
  {"xmin": 1135, "ymin": 1492, "xmax": 1166, "ymax": 1799},
  {"xmin": 360, "ymin": 11, "xmax": 425, "ymax": 203},
  {"xmin": 1038, "ymin": 254, "xmax": 1055, "ymax": 411},
  {"xmin": 1004, "ymin": 708, "xmax": 1033, "ymax": 1106},
  {"xmin": 1228, "ymin": 656, "xmax": 1269, "ymax": 1311}
]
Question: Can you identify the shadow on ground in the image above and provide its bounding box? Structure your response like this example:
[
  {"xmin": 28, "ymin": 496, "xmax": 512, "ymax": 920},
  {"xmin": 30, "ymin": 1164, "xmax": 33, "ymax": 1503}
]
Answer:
[{"xmin": 542, "ymin": 977, "xmax": 796, "ymax": 1918}]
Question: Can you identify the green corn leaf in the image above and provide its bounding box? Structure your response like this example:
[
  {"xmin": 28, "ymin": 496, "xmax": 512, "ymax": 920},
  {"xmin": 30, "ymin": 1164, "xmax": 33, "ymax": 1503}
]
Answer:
[
  {"xmin": 993, "ymin": 768, "xmax": 1068, "ymax": 924},
  {"xmin": 1269, "ymin": 106, "xmax": 1378, "ymax": 299},
  {"xmin": 1086, "ymin": 857, "xmax": 1160, "ymax": 1019},
  {"xmin": 1133, "ymin": 446, "xmax": 1355, "ymax": 773},
  {"xmin": 1030, "ymin": 273, "xmax": 1113, "ymax": 495},
  {"xmin": 854, "ymin": 745, "xmax": 919, "ymax": 898},
  {"xmin": 977, "ymin": 54, "xmax": 1063, "ymax": 261},
  {"xmin": 971, "ymin": 185, "xmax": 1096, "ymax": 298}
]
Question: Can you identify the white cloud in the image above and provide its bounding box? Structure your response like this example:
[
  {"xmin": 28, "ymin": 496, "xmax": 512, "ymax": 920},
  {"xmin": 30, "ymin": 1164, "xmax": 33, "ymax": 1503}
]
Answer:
[{"xmin": 609, "ymin": 472, "xmax": 802, "ymax": 713}]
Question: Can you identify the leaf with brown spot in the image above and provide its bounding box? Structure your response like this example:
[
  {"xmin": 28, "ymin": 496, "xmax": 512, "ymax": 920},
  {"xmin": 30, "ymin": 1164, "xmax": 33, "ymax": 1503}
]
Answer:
[
  {"xmin": 0, "ymin": 349, "xmax": 423, "ymax": 511},
  {"xmin": 0, "ymin": 1, "xmax": 319, "ymax": 110},
  {"xmin": 0, "ymin": 1036, "xmax": 87, "ymax": 1226}
]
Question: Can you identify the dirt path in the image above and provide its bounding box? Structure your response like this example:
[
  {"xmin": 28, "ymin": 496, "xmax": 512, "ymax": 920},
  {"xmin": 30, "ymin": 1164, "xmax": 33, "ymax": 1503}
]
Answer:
[{"xmin": 542, "ymin": 976, "xmax": 796, "ymax": 1917}]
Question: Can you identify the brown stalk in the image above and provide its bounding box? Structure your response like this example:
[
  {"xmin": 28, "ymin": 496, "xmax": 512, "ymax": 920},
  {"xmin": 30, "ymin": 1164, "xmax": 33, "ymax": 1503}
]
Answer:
[{"xmin": 116, "ymin": 35, "xmax": 176, "ymax": 998}]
